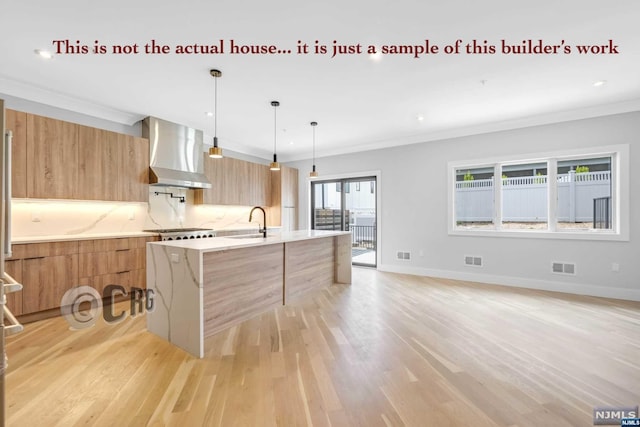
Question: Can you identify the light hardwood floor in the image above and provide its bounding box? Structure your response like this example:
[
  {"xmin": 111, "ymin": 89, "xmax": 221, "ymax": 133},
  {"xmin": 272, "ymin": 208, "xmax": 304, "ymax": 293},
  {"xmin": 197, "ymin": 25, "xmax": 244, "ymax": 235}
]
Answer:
[{"xmin": 6, "ymin": 268, "xmax": 640, "ymax": 426}]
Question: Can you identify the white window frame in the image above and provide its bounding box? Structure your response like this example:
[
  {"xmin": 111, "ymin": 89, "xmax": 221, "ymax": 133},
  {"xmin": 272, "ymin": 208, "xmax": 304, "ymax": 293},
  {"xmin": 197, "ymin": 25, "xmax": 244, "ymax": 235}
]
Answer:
[{"xmin": 447, "ymin": 144, "xmax": 629, "ymax": 241}]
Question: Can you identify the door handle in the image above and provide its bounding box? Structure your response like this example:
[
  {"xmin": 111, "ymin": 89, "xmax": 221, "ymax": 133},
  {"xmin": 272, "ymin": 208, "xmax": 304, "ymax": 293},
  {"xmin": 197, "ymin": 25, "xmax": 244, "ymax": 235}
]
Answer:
[{"xmin": 3, "ymin": 305, "xmax": 24, "ymax": 336}]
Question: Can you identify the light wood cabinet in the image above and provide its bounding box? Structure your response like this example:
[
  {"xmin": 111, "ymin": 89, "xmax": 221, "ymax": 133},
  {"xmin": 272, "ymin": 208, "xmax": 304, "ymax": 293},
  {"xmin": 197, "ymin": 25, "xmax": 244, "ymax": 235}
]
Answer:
[
  {"xmin": 78, "ymin": 236, "xmax": 150, "ymax": 294},
  {"xmin": 5, "ymin": 109, "xmax": 27, "ymax": 198},
  {"xmin": 26, "ymin": 114, "xmax": 79, "ymax": 199},
  {"xmin": 14, "ymin": 241, "xmax": 80, "ymax": 314},
  {"xmin": 8, "ymin": 109, "xmax": 148, "ymax": 202},
  {"xmin": 195, "ymin": 155, "xmax": 271, "ymax": 206},
  {"xmin": 268, "ymin": 165, "xmax": 298, "ymax": 231},
  {"xmin": 9, "ymin": 236, "xmax": 157, "ymax": 318},
  {"xmin": 78, "ymin": 125, "xmax": 119, "ymax": 201},
  {"xmin": 22, "ymin": 254, "xmax": 79, "ymax": 313},
  {"xmin": 118, "ymin": 135, "xmax": 149, "ymax": 202},
  {"xmin": 77, "ymin": 128, "xmax": 149, "ymax": 202}
]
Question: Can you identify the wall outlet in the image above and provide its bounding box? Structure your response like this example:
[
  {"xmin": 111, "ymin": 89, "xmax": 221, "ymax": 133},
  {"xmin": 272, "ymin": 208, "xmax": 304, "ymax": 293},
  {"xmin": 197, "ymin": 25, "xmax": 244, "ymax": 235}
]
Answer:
[
  {"xmin": 31, "ymin": 211, "xmax": 41, "ymax": 222},
  {"xmin": 128, "ymin": 209, "xmax": 136, "ymax": 220},
  {"xmin": 611, "ymin": 262, "xmax": 620, "ymax": 272},
  {"xmin": 170, "ymin": 253, "xmax": 180, "ymax": 263}
]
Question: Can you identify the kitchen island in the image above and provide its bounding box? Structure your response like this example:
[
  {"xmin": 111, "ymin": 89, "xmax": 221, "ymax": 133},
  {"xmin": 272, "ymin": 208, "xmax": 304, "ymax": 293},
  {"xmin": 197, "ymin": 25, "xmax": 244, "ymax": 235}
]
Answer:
[{"xmin": 146, "ymin": 230, "xmax": 351, "ymax": 357}]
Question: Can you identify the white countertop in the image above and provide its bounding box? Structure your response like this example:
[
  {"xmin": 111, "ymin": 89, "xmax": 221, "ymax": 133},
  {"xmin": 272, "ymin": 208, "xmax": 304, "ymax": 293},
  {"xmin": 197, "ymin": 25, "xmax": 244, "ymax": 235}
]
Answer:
[
  {"xmin": 12, "ymin": 231, "xmax": 160, "ymax": 244},
  {"xmin": 149, "ymin": 230, "xmax": 350, "ymax": 253}
]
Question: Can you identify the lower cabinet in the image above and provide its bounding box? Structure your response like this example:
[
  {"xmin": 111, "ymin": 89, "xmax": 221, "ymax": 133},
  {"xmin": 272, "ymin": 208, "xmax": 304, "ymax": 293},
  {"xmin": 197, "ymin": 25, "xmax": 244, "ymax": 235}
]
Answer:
[
  {"xmin": 78, "ymin": 237, "xmax": 149, "ymax": 295},
  {"xmin": 8, "ymin": 236, "xmax": 157, "ymax": 319},
  {"xmin": 22, "ymin": 254, "xmax": 79, "ymax": 313}
]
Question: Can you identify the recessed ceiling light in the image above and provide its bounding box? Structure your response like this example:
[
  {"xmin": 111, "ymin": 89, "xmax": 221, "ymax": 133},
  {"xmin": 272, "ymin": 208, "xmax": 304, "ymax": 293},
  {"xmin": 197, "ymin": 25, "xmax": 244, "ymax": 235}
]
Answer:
[
  {"xmin": 369, "ymin": 51, "xmax": 383, "ymax": 62},
  {"xmin": 205, "ymin": 111, "xmax": 214, "ymax": 117},
  {"xmin": 593, "ymin": 80, "xmax": 607, "ymax": 87},
  {"xmin": 417, "ymin": 115, "xmax": 425, "ymax": 122},
  {"xmin": 289, "ymin": 141, "xmax": 294, "ymax": 145},
  {"xmin": 34, "ymin": 49, "xmax": 53, "ymax": 59}
]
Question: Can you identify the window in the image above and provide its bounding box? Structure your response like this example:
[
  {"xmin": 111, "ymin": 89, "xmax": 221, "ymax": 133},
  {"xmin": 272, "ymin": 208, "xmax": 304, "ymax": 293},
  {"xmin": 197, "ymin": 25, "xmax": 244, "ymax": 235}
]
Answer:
[
  {"xmin": 448, "ymin": 145, "xmax": 628, "ymax": 240},
  {"xmin": 454, "ymin": 166, "xmax": 495, "ymax": 230},
  {"xmin": 501, "ymin": 161, "xmax": 548, "ymax": 230},
  {"xmin": 556, "ymin": 156, "xmax": 611, "ymax": 231}
]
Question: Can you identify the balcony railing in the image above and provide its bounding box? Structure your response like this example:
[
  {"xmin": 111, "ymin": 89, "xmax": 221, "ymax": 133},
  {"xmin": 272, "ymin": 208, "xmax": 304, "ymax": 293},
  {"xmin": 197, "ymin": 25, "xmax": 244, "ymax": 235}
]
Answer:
[{"xmin": 351, "ymin": 225, "xmax": 376, "ymax": 249}]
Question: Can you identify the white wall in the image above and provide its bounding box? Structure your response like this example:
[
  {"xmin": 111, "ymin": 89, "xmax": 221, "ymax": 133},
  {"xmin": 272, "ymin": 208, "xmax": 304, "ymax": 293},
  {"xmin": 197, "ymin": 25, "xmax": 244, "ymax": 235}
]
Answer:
[{"xmin": 287, "ymin": 112, "xmax": 639, "ymax": 301}]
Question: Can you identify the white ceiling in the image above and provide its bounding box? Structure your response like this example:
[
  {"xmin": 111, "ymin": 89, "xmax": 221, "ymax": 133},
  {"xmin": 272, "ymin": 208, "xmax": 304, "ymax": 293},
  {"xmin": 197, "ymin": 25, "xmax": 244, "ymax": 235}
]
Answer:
[{"xmin": 2, "ymin": 0, "xmax": 639, "ymax": 161}]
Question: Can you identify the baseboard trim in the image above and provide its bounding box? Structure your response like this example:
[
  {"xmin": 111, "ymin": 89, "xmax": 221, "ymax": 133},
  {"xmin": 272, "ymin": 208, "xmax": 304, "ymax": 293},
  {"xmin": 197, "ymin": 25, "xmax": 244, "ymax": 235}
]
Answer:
[{"xmin": 377, "ymin": 264, "xmax": 640, "ymax": 302}]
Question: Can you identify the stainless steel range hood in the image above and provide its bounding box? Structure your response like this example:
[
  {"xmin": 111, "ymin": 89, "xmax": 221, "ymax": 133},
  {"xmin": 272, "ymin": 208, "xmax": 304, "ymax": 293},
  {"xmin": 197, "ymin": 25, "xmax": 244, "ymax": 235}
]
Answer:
[{"xmin": 142, "ymin": 116, "xmax": 211, "ymax": 189}]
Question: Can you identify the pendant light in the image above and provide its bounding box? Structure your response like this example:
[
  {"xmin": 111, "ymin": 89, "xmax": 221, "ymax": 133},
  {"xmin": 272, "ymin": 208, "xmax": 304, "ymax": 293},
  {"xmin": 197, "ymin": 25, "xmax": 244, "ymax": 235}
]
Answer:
[
  {"xmin": 269, "ymin": 101, "xmax": 281, "ymax": 171},
  {"xmin": 309, "ymin": 121, "xmax": 318, "ymax": 177},
  {"xmin": 208, "ymin": 69, "xmax": 223, "ymax": 158}
]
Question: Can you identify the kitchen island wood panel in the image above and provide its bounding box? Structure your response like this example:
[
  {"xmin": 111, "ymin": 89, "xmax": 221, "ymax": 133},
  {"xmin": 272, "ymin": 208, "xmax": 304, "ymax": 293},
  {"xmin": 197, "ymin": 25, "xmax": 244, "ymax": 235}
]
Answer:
[
  {"xmin": 202, "ymin": 244, "xmax": 283, "ymax": 338},
  {"xmin": 146, "ymin": 230, "xmax": 351, "ymax": 357},
  {"xmin": 284, "ymin": 238, "xmax": 334, "ymax": 303}
]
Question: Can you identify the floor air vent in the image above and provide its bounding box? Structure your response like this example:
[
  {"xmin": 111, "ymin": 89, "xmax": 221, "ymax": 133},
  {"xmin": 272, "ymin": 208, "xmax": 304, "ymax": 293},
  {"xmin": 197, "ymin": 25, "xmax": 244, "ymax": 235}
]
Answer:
[
  {"xmin": 552, "ymin": 262, "xmax": 576, "ymax": 275},
  {"xmin": 464, "ymin": 256, "xmax": 482, "ymax": 267}
]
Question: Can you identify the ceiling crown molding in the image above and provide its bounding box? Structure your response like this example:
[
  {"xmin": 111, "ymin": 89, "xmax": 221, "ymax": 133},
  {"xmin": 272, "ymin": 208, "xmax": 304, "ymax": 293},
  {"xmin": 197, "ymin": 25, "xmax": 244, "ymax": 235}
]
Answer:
[{"xmin": 0, "ymin": 75, "xmax": 145, "ymax": 126}]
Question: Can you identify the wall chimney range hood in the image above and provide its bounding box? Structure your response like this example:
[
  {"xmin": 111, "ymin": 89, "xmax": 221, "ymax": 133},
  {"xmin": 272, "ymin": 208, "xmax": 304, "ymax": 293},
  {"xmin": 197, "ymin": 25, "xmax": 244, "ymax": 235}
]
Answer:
[{"xmin": 142, "ymin": 116, "xmax": 212, "ymax": 189}]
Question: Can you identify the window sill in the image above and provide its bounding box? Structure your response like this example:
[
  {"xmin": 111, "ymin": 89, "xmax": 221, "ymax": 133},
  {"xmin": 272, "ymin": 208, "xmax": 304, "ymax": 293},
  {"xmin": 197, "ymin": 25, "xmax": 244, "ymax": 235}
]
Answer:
[{"xmin": 449, "ymin": 228, "xmax": 628, "ymax": 241}]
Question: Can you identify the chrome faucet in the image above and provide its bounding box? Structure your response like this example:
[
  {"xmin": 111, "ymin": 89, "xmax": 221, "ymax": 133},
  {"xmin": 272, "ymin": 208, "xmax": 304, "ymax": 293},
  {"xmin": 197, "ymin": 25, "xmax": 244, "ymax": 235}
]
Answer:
[{"xmin": 249, "ymin": 206, "xmax": 267, "ymax": 238}]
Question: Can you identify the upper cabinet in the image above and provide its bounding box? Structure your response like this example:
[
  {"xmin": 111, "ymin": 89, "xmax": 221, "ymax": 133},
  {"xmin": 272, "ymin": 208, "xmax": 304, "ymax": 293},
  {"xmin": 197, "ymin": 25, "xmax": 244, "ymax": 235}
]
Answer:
[
  {"xmin": 77, "ymin": 125, "xmax": 119, "ymax": 201},
  {"xmin": 7, "ymin": 110, "xmax": 148, "ymax": 202},
  {"xmin": 195, "ymin": 155, "xmax": 271, "ymax": 207},
  {"xmin": 118, "ymin": 135, "xmax": 149, "ymax": 202},
  {"xmin": 26, "ymin": 114, "xmax": 79, "ymax": 199}
]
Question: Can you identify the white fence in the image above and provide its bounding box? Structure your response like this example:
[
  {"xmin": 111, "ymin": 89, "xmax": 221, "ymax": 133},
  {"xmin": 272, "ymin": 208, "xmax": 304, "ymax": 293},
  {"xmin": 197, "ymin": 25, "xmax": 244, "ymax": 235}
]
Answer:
[{"xmin": 455, "ymin": 171, "xmax": 610, "ymax": 222}]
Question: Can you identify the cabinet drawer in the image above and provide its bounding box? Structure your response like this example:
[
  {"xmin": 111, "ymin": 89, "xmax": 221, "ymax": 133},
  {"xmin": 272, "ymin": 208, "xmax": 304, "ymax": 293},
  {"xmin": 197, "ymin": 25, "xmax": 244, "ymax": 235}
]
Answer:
[
  {"xmin": 22, "ymin": 254, "xmax": 79, "ymax": 313},
  {"xmin": 79, "ymin": 271, "xmax": 130, "ymax": 295},
  {"xmin": 9, "ymin": 241, "xmax": 78, "ymax": 260},
  {"xmin": 78, "ymin": 238, "xmax": 130, "ymax": 253}
]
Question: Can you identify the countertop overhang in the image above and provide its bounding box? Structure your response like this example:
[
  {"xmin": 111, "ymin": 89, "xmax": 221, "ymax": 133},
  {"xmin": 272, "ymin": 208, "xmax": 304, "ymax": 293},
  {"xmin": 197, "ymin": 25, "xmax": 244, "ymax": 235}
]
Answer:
[
  {"xmin": 12, "ymin": 231, "xmax": 161, "ymax": 244},
  {"xmin": 148, "ymin": 229, "xmax": 350, "ymax": 253}
]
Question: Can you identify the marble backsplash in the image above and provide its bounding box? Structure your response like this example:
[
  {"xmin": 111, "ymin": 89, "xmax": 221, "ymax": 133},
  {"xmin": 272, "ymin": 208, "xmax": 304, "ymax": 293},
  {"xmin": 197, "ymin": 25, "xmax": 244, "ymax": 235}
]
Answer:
[{"xmin": 11, "ymin": 187, "xmax": 262, "ymax": 238}]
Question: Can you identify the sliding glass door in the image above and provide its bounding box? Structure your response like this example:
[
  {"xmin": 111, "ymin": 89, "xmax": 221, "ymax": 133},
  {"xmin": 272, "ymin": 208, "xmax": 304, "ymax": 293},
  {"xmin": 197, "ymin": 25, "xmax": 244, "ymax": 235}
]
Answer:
[{"xmin": 311, "ymin": 177, "xmax": 377, "ymax": 267}]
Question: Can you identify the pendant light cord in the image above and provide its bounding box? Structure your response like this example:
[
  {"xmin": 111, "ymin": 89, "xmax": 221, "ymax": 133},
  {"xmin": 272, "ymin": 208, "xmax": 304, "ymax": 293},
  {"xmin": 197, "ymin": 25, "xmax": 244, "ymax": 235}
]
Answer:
[
  {"xmin": 312, "ymin": 125, "xmax": 316, "ymax": 164},
  {"xmin": 273, "ymin": 104, "xmax": 277, "ymax": 154},
  {"xmin": 213, "ymin": 76, "xmax": 218, "ymax": 138}
]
